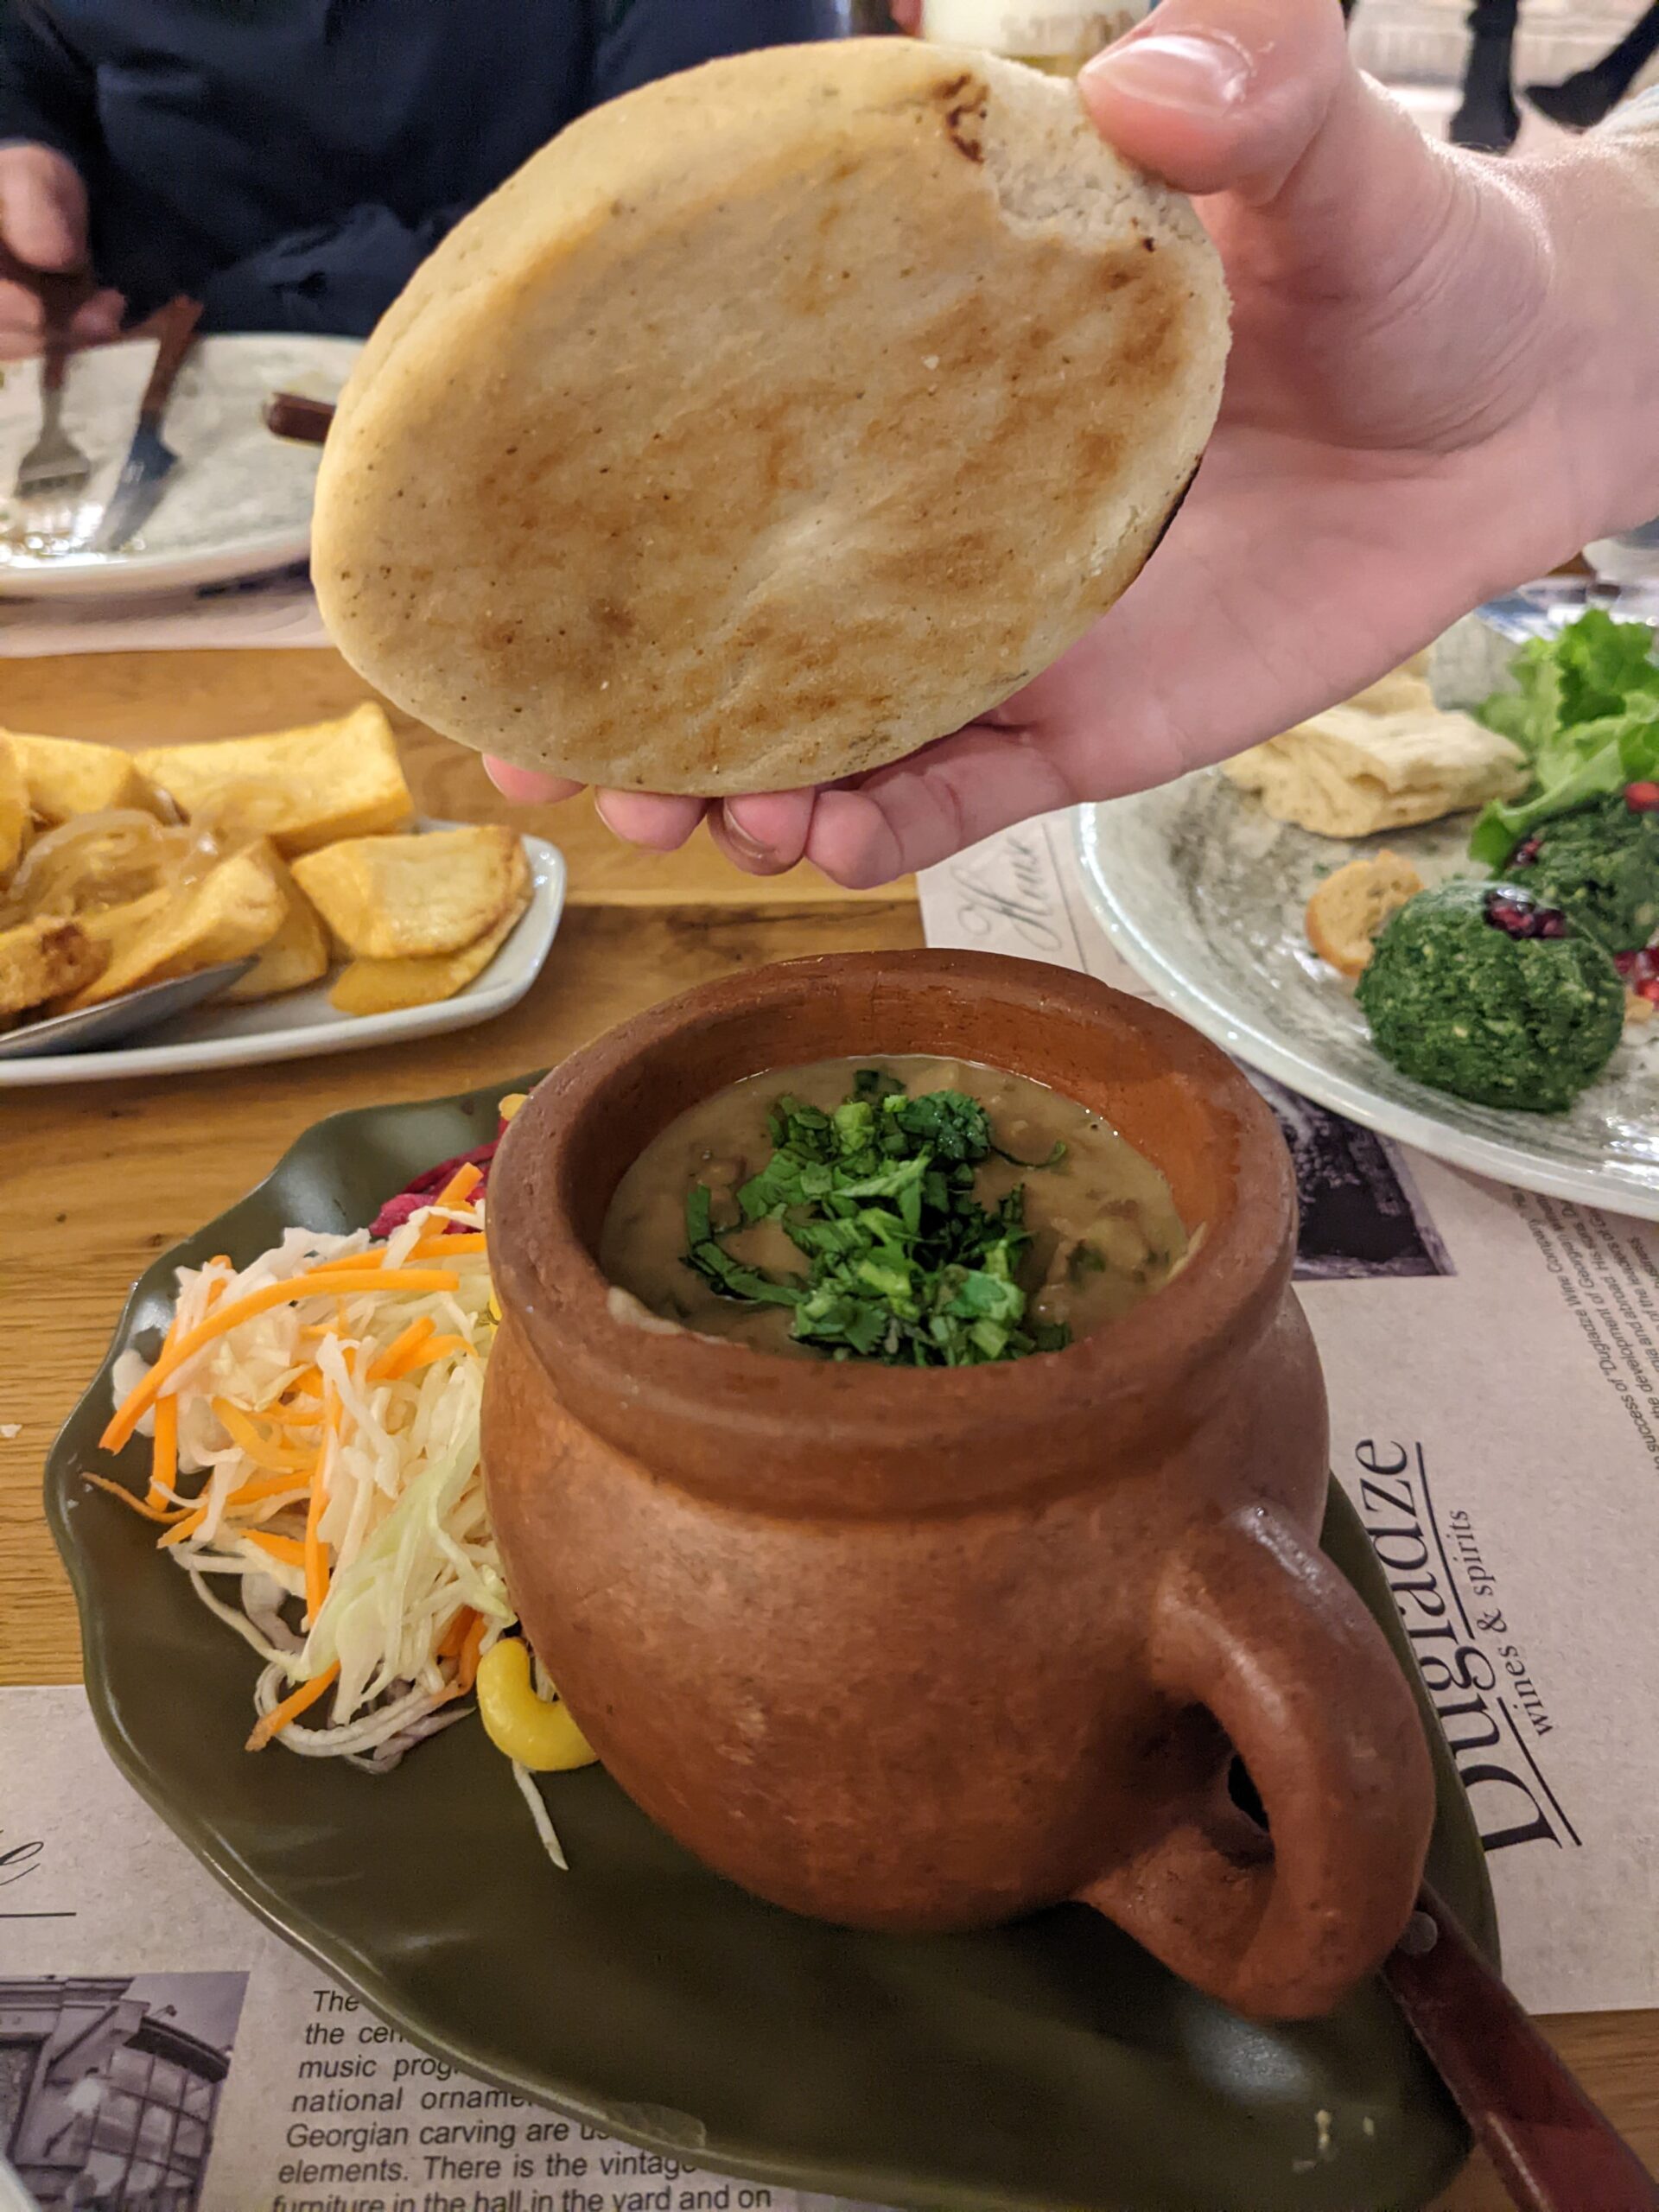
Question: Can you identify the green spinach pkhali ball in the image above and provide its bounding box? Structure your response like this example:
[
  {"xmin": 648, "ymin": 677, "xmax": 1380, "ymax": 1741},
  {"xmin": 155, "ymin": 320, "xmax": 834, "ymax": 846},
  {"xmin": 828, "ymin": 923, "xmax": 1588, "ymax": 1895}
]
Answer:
[
  {"xmin": 1501, "ymin": 796, "xmax": 1659, "ymax": 952},
  {"xmin": 1357, "ymin": 880, "xmax": 1623, "ymax": 1113}
]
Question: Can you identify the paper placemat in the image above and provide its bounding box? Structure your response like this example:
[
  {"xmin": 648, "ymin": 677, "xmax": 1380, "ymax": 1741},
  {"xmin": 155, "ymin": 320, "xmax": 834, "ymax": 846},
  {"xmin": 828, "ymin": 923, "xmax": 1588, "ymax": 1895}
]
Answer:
[
  {"xmin": 0, "ymin": 1688, "xmax": 883, "ymax": 2212},
  {"xmin": 918, "ymin": 812, "xmax": 1659, "ymax": 2016}
]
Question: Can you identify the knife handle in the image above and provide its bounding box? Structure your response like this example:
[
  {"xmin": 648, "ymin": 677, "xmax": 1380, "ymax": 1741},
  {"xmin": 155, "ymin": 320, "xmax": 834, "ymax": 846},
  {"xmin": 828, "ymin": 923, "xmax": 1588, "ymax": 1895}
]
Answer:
[
  {"xmin": 1383, "ymin": 1885, "xmax": 1659, "ymax": 2212},
  {"xmin": 138, "ymin": 296, "xmax": 203, "ymax": 427},
  {"xmin": 265, "ymin": 391, "xmax": 336, "ymax": 446},
  {"xmin": 0, "ymin": 238, "xmax": 97, "ymax": 391}
]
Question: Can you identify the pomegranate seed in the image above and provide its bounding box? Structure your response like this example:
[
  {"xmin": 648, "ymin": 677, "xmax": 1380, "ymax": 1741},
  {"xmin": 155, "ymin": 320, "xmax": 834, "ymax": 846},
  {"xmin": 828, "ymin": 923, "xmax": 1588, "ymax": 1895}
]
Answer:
[
  {"xmin": 1617, "ymin": 951, "xmax": 1639, "ymax": 976},
  {"xmin": 1625, "ymin": 947, "xmax": 1659, "ymax": 982},
  {"xmin": 1511, "ymin": 835, "xmax": 1542, "ymax": 866},
  {"xmin": 1639, "ymin": 977, "xmax": 1659, "ymax": 1005},
  {"xmin": 1626, "ymin": 782, "xmax": 1659, "ymax": 812},
  {"xmin": 1485, "ymin": 891, "xmax": 1568, "ymax": 941}
]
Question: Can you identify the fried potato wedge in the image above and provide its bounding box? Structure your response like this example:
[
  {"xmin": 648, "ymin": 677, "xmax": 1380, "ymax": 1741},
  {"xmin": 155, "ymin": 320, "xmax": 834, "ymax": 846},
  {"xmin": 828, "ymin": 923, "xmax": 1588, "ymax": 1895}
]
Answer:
[
  {"xmin": 294, "ymin": 823, "xmax": 520, "ymax": 959},
  {"xmin": 133, "ymin": 703, "xmax": 412, "ymax": 858},
  {"xmin": 65, "ymin": 845, "xmax": 287, "ymax": 1009},
  {"xmin": 0, "ymin": 734, "xmax": 27, "ymax": 875},
  {"xmin": 0, "ymin": 914, "xmax": 105, "ymax": 1019},
  {"xmin": 221, "ymin": 851, "xmax": 330, "ymax": 1002},
  {"xmin": 329, "ymin": 852, "xmax": 530, "ymax": 1015},
  {"xmin": 5, "ymin": 729, "xmax": 159, "ymax": 823}
]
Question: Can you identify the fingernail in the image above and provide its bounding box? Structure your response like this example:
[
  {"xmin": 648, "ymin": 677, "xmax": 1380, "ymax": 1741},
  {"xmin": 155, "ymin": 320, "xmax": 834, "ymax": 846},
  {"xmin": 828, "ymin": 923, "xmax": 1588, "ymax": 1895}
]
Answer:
[
  {"xmin": 1081, "ymin": 32, "xmax": 1252, "ymax": 111},
  {"xmin": 721, "ymin": 808, "xmax": 778, "ymax": 868}
]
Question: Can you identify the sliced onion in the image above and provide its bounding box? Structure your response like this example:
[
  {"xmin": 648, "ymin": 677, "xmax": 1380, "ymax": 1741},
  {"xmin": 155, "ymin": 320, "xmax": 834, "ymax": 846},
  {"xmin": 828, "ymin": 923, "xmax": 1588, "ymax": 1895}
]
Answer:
[{"xmin": 3, "ymin": 806, "xmax": 217, "ymax": 920}]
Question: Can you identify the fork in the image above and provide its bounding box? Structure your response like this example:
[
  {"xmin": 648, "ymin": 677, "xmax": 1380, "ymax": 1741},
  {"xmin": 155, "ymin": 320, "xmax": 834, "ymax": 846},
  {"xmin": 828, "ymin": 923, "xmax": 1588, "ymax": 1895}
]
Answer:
[{"xmin": 2, "ymin": 241, "xmax": 98, "ymax": 516}]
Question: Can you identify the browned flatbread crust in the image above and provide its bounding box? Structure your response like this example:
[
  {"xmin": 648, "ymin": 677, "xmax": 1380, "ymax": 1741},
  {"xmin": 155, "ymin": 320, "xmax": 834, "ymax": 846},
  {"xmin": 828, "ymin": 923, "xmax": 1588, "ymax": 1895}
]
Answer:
[{"xmin": 315, "ymin": 40, "xmax": 1229, "ymax": 796}]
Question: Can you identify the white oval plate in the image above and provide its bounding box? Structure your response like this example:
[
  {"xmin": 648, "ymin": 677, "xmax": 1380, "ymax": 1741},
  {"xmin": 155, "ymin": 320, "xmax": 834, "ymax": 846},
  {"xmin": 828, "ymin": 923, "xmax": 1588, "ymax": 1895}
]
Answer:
[
  {"xmin": 0, "ymin": 830, "xmax": 565, "ymax": 1089},
  {"xmin": 1073, "ymin": 780, "xmax": 1659, "ymax": 1220},
  {"xmin": 0, "ymin": 334, "xmax": 359, "ymax": 600}
]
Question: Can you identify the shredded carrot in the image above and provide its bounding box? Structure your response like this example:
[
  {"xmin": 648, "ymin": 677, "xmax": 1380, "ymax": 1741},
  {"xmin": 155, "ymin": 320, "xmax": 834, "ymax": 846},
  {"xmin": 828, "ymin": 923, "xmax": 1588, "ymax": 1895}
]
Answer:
[
  {"xmin": 306, "ymin": 1249, "xmax": 385, "ymax": 1276},
  {"xmin": 246, "ymin": 1661, "xmax": 340, "ymax": 1751},
  {"xmin": 303, "ymin": 1375, "xmax": 343, "ymax": 1624},
  {"xmin": 213, "ymin": 1399, "xmax": 314, "ymax": 1472},
  {"xmin": 410, "ymin": 1231, "xmax": 488, "ymax": 1259},
  {"xmin": 435, "ymin": 1605, "xmax": 475, "ymax": 1662},
  {"xmin": 161, "ymin": 1469, "xmax": 316, "ymax": 1550},
  {"xmin": 145, "ymin": 1392, "xmax": 180, "ymax": 1510},
  {"xmin": 377, "ymin": 1332, "xmax": 471, "ymax": 1382},
  {"xmin": 158, "ymin": 1504, "xmax": 210, "ymax": 1548},
  {"xmin": 435, "ymin": 1161, "xmax": 484, "ymax": 1210},
  {"xmin": 410, "ymin": 1332, "xmax": 473, "ymax": 1367},
  {"xmin": 264, "ymin": 1405, "xmax": 322, "ymax": 1432},
  {"xmin": 303, "ymin": 1478, "xmax": 328, "ymax": 1621},
  {"xmin": 101, "ymin": 1266, "xmax": 461, "ymax": 1452},
  {"xmin": 366, "ymin": 1315, "xmax": 434, "ymax": 1382},
  {"xmin": 244, "ymin": 1529, "xmax": 308, "ymax": 1568},
  {"xmin": 457, "ymin": 1611, "xmax": 488, "ymax": 1692},
  {"xmin": 141, "ymin": 1298, "xmax": 189, "ymax": 1509},
  {"xmin": 229, "ymin": 1470, "xmax": 311, "ymax": 1507},
  {"xmin": 86, "ymin": 1473, "xmax": 189, "ymax": 1524}
]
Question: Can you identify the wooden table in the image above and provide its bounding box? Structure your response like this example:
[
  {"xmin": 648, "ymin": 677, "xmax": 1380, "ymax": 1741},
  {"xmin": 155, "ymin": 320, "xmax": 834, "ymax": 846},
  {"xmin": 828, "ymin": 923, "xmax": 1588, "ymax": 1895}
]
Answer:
[{"xmin": 3, "ymin": 649, "xmax": 1654, "ymax": 2212}]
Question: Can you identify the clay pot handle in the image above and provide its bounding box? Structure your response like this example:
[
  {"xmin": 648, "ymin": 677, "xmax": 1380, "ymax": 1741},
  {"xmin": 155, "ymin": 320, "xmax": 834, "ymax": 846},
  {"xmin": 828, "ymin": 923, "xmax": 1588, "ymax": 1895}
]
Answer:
[{"xmin": 1078, "ymin": 1503, "xmax": 1436, "ymax": 2018}]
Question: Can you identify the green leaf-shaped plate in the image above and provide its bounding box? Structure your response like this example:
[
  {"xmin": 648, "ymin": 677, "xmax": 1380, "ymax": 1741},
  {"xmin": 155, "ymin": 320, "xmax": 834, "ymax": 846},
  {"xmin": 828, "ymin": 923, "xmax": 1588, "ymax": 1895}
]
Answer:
[{"xmin": 47, "ymin": 1076, "xmax": 1496, "ymax": 2212}]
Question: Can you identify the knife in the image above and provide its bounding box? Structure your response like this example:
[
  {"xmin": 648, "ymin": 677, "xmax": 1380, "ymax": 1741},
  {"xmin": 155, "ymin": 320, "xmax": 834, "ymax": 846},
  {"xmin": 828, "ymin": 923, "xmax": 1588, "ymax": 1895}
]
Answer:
[{"xmin": 90, "ymin": 294, "xmax": 204, "ymax": 554}]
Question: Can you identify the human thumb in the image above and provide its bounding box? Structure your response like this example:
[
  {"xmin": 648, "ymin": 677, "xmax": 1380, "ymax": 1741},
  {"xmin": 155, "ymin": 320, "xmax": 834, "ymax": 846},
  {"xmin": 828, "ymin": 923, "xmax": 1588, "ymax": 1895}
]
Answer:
[
  {"xmin": 1083, "ymin": 0, "xmax": 1398, "ymax": 196},
  {"xmin": 0, "ymin": 144, "xmax": 88, "ymax": 271},
  {"xmin": 1079, "ymin": 0, "xmax": 1455, "ymax": 287}
]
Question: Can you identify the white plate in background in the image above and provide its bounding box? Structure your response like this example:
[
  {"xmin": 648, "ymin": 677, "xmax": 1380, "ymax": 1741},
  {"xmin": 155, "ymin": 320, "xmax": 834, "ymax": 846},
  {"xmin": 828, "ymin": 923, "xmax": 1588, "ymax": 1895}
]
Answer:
[
  {"xmin": 1073, "ymin": 783, "xmax": 1659, "ymax": 1221},
  {"xmin": 0, "ymin": 334, "xmax": 359, "ymax": 600}
]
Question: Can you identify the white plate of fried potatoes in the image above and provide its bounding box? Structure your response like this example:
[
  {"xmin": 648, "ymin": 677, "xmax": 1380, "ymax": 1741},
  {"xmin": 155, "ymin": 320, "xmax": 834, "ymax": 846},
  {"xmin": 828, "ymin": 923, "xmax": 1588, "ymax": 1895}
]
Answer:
[{"xmin": 0, "ymin": 703, "xmax": 563, "ymax": 1086}]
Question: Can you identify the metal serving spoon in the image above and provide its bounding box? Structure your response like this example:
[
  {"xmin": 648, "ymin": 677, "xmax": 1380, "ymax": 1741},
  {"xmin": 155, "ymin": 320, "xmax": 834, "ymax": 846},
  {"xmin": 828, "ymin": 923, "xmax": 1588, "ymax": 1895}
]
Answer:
[{"xmin": 0, "ymin": 959, "xmax": 255, "ymax": 1062}]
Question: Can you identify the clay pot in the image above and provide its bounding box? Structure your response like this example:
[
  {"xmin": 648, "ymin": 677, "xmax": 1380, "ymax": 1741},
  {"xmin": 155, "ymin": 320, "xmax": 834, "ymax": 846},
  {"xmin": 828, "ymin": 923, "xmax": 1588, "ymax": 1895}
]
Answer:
[{"xmin": 483, "ymin": 951, "xmax": 1434, "ymax": 2019}]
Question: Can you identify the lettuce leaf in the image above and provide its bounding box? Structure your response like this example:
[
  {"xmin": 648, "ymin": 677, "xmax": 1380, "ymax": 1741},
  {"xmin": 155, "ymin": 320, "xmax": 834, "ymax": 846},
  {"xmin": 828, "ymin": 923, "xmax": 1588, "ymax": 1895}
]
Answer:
[
  {"xmin": 1480, "ymin": 609, "xmax": 1659, "ymax": 760},
  {"xmin": 1471, "ymin": 613, "xmax": 1659, "ymax": 864},
  {"xmin": 1469, "ymin": 706, "xmax": 1659, "ymax": 868}
]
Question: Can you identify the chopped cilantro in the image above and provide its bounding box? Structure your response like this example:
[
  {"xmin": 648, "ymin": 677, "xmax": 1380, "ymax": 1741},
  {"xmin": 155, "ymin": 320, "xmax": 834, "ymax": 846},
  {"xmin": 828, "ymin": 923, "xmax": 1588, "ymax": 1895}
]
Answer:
[
  {"xmin": 682, "ymin": 1074, "xmax": 1070, "ymax": 1365},
  {"xmin": 1067, "ymin": 1241, "xmax": 1107, "ymax": 1283}
]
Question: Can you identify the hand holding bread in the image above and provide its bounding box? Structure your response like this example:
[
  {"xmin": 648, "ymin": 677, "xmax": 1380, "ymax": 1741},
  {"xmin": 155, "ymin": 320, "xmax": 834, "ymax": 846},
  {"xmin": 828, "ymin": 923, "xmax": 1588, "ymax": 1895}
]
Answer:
[{"xmin": 327, "ymin": 0, "xmax": 1653, "ymax": 894}]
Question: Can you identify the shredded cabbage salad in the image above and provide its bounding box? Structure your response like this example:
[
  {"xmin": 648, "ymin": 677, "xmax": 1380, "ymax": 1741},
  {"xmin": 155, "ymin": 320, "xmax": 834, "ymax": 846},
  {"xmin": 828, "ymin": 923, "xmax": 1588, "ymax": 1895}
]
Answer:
[{"xmin": 93, "ymin": 1111, "xmax": 589, "ymax": 1853}]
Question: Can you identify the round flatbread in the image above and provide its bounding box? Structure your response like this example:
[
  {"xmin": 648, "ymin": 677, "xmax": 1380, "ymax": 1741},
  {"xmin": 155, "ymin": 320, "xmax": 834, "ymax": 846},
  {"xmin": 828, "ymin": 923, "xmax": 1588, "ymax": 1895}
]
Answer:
[{"xmin": 314, "ymin": 38, "xmax": 1230, "ymax": 796}]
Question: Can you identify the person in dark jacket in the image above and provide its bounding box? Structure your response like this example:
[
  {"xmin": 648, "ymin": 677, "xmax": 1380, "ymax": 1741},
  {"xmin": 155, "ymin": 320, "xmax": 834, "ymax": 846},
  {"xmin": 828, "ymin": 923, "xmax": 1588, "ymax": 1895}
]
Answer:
[{"xmin": 0, "ymin": 0, "xmax": 841, "ymax": 356}]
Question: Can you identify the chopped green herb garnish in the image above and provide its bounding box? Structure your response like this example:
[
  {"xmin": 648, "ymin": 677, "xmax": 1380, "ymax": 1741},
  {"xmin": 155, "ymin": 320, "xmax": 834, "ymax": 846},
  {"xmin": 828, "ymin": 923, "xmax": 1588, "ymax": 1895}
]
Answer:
[
  {"xmin": 992, "ymin": 1136, "xmax": 1067, "ymax": 1169},
  {"xmin": 682, "ymin": 1075, "xmax": 1070, "ymax": 1366},
  {"xmin": 1067, "ymin": 1240, "xmax": 1107, "ymax": 1284}
]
